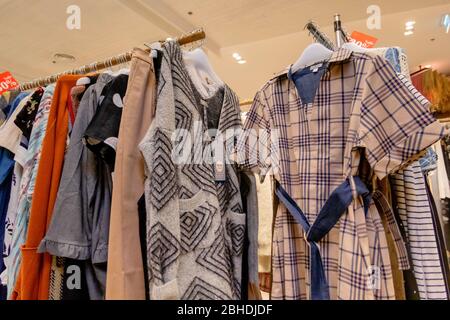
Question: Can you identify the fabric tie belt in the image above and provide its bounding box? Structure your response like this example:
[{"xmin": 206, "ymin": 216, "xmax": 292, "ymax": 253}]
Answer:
[{"xmin": 275, "ymin": 176, "xmax": 371, "ymax": 300}]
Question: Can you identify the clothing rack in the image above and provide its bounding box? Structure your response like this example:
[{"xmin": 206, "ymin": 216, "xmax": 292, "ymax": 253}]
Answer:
[
  {"xmin": 239, "ymin": 99, "xmax": 253, "ymax": 107},
  {"xmin": 304, "ymin": 21, "xmax": 336, "ymax": 51},
  {"xmin": 333, "ymin": 14, "xmax": 348, "ymax": 48},
  {"xmin": 18, "ymin": 29, "xmax": 206, "ymax": 91}
]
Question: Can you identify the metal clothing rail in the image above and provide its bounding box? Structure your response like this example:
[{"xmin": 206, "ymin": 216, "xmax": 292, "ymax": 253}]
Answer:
[
  {"xmin": 18, "ymin": 29, "xmax": 206, "ymax": 91},
  {"xmin": 333, "ymin": 14, "xmax": 349, "ymax": 48},
  {"xmin": 304, "ymin": 21, "xmax": 336, "ymax": 51}
]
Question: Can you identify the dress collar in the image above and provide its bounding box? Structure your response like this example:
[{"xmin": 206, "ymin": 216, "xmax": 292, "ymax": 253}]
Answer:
[{"xmin": 273, "ymin": 47, "xmax": 354, "ymax": 79}]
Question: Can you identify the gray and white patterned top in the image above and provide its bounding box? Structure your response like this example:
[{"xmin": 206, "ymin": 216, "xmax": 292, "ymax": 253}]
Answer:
[{"xmin": 139, "ymin": 41, "xmax": 245, "ymax": 300}]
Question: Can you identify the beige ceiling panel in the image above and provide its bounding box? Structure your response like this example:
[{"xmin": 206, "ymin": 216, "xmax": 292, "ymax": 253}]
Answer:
[
  {"xmin": 162, "ymin": 0, "xmax": 449, "ymax": 46},
  {"xmin": 0, "ymin": 0, "xmax": 167, "ymax": 82}
]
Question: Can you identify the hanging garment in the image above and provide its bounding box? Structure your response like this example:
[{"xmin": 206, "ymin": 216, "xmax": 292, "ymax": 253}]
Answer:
[
  {"xmin": 234, "ymin": 48, "xmax": 446, "ymax": 300},
  {"xmin": 376, "ymin": 47, "xmax": 450, "ymax": 300},
  {"xmin": 1, "ymin": 89, "xmax": 44, "ymax": 295},
  {"xmin": 69, "ymin": 76, "xmax": 99, "ymax": 124},
  {"xmin": 47, "ymin": 256, "xmax": 90, "ymax": 300},
  {"xmin": 0, "ymin": 92, "xmax": 30, "ymax": 298},
  {"xmin": 434, "ymin": 141, "xmax": 450, "ymax": 200},
  {"xmin": 240, "ymin": 112, "xmax": 274, "ymax": 282},
  {"xmin": 423, "ymin": 169, "xmax": 450, "ymax": 298},
  {"xmin": 240, "ymin": 172, "xmax": 261, "ymax": 300},
  {"xmin": 12, "ymin": 75, "xmax": 83, "ymax": 300},
  {"xmin": 139, "ymin": 41, "xmax": 245, "ymax": 300},
  {"xmin": 392, "ymin": 153, "xmax": 450, "ymax": 300},
  {"xmin": 6, "ymin": 85, "xmax": 55, "ymax": 299},
  {"xmin": 38, "ymin": 73, "xmax": 113, "ymax": 299},
  {"xmin": 1, "ymin": 163, "xmax": 22, "ymax": 285},
  {"xmin": 373, "ymin": 190, "xmax": 406, "ymax": 300},
  {"xmin": 84, "ymin": 74, "xmax": 129, "ymax": 171},
  {"xmin": 351, "ymin": 46, "xmax": 450, "ymax": 300},
  {"xmin": 0, "ymin": 92, "xmax": 30, "ymax": 158},
  {"xmin": 47, "ymin": 75, "xmax": 98, "ymax": 301},
  {"xmin": 0, "ymin": 91, "xmax": 22, "ymax": 125},
  {"xmin": 13, "ymin": 88, "xmax": 45, "ymax": 142},
  {"xmin": 0, "ymin": 170, "xmax": 12, "ymax": 300},
  {"xmin": 105, "ymin": 48, "xmax": 157, "ymax": 300},
  {"xmin": 419, "ymin": 147, "xmax": 438, "ymax": 173}
]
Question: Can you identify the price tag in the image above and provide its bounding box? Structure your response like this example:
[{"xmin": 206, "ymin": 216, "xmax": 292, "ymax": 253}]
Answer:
[
  {"xmin": 0, "ymin": 72, "xmax": 19, "ymax": 95},
  {"xmin": 349, "ymin": 31, "xmax": 378, "ymax": 48}
]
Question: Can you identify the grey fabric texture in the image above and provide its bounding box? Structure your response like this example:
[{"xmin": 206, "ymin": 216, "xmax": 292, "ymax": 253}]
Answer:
[
  {"xmin": 139, "ymin": 41, "xmax": 245, "ymax": 300},
  {"xmin": 38, "ymin": 73, "xmax": 113, "ymax": 299},
  {"xmin": 244, "ymin": 173, "xmax": 259, "ymax": 286}
]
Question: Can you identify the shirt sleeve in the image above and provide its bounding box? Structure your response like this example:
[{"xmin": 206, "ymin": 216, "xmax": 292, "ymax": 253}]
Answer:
[
  {"xmin": 233, "ymin": 90, "xmax": 277, "ymax": 181},
  {"xmin": 359, "ymin": 55, "xmax": 447, "ymax": 180}
]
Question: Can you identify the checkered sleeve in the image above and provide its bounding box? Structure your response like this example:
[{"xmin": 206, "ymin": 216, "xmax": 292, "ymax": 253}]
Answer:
[
  {"xmin": 359, "ymin": 55, "xmax": 447, "ymax": 180},
  {"xmin": 233, "ymin": 91, "xmax": 273, "ymax": 179}
]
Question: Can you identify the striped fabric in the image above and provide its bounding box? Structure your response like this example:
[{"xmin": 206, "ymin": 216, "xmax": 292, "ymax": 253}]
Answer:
[
  {"xmin": 6, "ymin": 85, "xmax": 55, "ymax": 299},
  {"xmin": 372, "ymin": 191, "xmax": 410, "ymax": 270},
  {"xmin": 48, "ymin": 256, "xmax": 65, "ymax": 300},
  {"xmin": 235, "ymin": 48, "xmax": 446, "ymax": 299},
  {"xmin": 391, "ymin": 163, "xmax": 449, "ymax": 299},
  {"xmin": 379, "ymin": 47, "xmax": 449, "ymax": 300}
]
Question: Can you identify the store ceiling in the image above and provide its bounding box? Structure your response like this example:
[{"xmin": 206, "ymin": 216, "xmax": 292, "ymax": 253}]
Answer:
[{"xmin": 0, "ymin": 0, "xmax": 449, "ymax": 100}]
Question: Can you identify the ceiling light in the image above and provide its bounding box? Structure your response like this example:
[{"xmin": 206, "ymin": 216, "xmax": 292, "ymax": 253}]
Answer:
[
  {"xmin": 443, "ymin": 14, "xmax": 450, "ymax": 33},
  {"xmin": 424, "ymin": 64, "xmax": 432, "ymax": 69},
  {"xmin": 403, "ymin": 20, "xmax": 416, "ymax": 36},
  {"xmin": 237, "ymin": 60, "xmax": 247, "ymax": 64},
  {"xmin": 232, "ymin": 53, "xmax": 241, "ymax": 60}
]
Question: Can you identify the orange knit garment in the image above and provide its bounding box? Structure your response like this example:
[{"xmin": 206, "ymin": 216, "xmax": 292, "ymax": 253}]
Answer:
[{"xmin": 12, "ymin": 75, "xmax": 83, "ymax": 300}]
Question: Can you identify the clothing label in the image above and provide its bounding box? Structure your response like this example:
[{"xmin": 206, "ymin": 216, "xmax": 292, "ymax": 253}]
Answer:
[
  {"xmin": 214, "ymin": 160, "xmax": 226, "ymax": 182},
  {"xmin": 349, "ymin": 31, "xmax": 378, "ymax": 48},
  {"xmin": 204, "ymin": 76, "xmax": 213, "ymax": 86},
  {"xmin": 0, "ymin": 72, "xmax": 19, "ymax": 95},
  {"xmin": 309, "ymin": 63, "xmax": 323, "ymax": 73}
]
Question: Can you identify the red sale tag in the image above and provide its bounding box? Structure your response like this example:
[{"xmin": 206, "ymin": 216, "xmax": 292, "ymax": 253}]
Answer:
[
  {"xmin": 349, "ymin": 31, "xmax": 378, "ymax": 48},
  {"xmin": 0, "ymin": 72, "xmax": 19, "ymax": 95}
]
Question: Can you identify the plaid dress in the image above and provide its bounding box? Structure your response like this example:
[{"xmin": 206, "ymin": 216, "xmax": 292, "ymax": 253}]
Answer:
[{"xmin": 235, "ymin": 48, "xmax": 446, "ymax": 300}]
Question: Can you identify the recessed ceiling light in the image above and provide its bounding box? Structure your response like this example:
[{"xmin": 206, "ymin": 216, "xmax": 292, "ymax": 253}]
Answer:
[
  {"xmin": 404, "ymin": 30, "xmax": 414, "ymax": 36},
  {"xmin": 405, "ymin": 25, "xmax": 415, "ymax": 31},
  {"xmin": 424, "ymin": 64, "xmax": 432, "ymax": 68},
  {"xmin": 405, "ymin": 21, "xmax": 416, "ymax": 27},
  {"xmin": 232, "ymin": 53, "xmax": 241, "ymax": 60},
  {"xmin": 238, "ymin": 60, "xmax": 247, "ymax": 64}
]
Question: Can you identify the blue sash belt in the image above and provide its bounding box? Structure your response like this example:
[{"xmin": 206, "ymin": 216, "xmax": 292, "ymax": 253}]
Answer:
[{"xmin": 275, "ymin": 176, "xmax": 371, "ymax": 300}]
